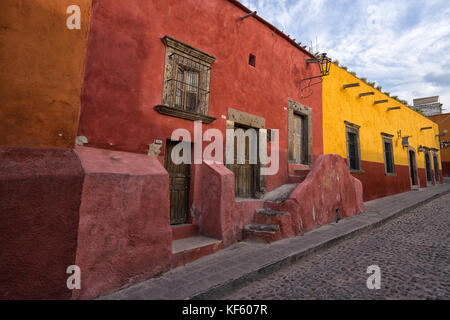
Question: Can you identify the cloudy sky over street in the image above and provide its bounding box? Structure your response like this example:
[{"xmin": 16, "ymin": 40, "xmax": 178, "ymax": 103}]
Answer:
[{"xmin": 241, "ymin": 0, "xmax": 450, "ymax": 112}]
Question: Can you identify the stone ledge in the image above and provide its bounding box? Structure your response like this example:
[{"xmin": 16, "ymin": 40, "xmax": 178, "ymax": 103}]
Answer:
[{"xmin": 154, "ymin": 104, "xmax": 216, "ymax": 124}]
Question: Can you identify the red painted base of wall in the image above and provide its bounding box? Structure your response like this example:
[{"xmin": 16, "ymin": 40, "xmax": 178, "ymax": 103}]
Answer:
[
  {"xmin": 0, "ymin": 146, "xmax": 171, "ymax": 300},
  {"xmin": 352, "ymin": 160, "xmax": 443, "ymax": 201},
  {"xmin": 267, "ymin": 154, "xmax": 364, "ymax": 234},
  {"xmin": 73, "ymin": 147, "xmax": 171, "ymax": 299},
  {"xmin": 0, "ymin": 147, "xmax": 83, "ymax": 300},
  {"xmin": 442, "ymin": 161, "xmax": 450, "ymax": 177},
  {"xmin": 352, "ymin": 161, "xmax": 412, "ymax": 201}
]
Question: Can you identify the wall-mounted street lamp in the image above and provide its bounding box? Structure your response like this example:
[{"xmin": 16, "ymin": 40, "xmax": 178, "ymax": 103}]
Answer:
[
  {"xmin": 401, "ymin": 136, "xmax": 411, "ymax": 148},
  {"xmin": 303, "ymin": 53, "xmax": 331, "ymax": 81}
]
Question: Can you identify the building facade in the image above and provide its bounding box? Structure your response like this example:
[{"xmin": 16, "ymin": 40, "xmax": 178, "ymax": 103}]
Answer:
[
  {"xmin": 413, "ymin": 96, "xmax": 443, "ymax": 116},
  {"xmin": 323, "ymin": 63, "xmax": 442, "ymax": 201},
  {"xmin": 427, "ymin": 113, "xmax": 450, "ymax": 177},
  {"xmin": 1, "ymin": 0, "xmax": 364, "ymax": 300},
  {"xmin": 0, "ymin": 0, "xmax": 93, "ymax": 300}
]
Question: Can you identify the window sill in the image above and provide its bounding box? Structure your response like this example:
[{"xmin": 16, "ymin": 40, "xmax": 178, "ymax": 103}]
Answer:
[
  {"xmin": 349, "ymin": 169, "xmax": 365, "ymax": 175},
  {"xmin": 155, "ymin": 104, "xmax": 216, "ymax": 124},
  {"xmin": 385, "ymin": 172, "xmax": 397, "ymax": 177}
]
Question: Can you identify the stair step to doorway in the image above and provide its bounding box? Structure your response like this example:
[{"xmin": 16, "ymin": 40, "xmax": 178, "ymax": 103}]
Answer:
[
  {"xmin": 255, "ymin": 208, "xmax": 289, "ymax": 225},
  {"xmin": 171, "ymin": 235, "xmax": 222, "ymax": 268},
  {"xmin": 288, "ymin": 175, "xmax": 305, "ymax": 183},
  {"xmin": 172, "ymin": 224, "xmax": 199, "ymax": 240},
  {"xmin": 243, "ymin": 223, "xmax": 281, "ymax": 243},
  {"xmin": 294, "ymin": 168, "xmax": 311, "ymax": 177}
]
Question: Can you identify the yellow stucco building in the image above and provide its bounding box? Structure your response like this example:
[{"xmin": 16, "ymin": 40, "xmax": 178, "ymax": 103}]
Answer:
[{"xmin": 323, "ymin": 63, "xmax": 442, "ymax": 200}]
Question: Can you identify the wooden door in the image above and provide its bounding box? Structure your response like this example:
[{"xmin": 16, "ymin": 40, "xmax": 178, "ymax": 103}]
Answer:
[
  {"xmin": 409, "ymin": 150, "xmax": 418, "ymax": 186},
  {"xmin": 165, "ymin": 141, "xmax": 190, "ymax": 225},
  {"xmin": 292, "ymin": 113, "xmax": 308, "ymax": 164},
  {"xmin": 425, "ymin": 152, "xmax": 432, "ymax": 182},
  {"xmin": 231, "ymin": 126, "xmax": 257, "ymax": 198},
  {"xmin": 433, "ymin": 153, "xmax": 440, "ymax": 182}
]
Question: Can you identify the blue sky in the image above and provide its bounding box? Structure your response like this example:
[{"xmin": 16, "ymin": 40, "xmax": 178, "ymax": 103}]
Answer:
[{"xmin": 241, "ymin": 0, "xmax": 450, "ymax": 112}]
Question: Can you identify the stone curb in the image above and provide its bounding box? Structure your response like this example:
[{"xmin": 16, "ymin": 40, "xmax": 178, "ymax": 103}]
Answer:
[{"xmin": 189, "ymin": 186, "xmax": 450, "ymax": 299}]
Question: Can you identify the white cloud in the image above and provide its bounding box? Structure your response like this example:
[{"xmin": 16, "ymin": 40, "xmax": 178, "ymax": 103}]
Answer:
[{"xmin": 240, "ymin": 0, "xmax": 450, "ymax": 112}]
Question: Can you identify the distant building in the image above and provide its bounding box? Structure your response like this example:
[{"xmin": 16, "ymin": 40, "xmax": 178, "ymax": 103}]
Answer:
[
  {"xmin": 427, "ymin": 113, "xmax": 450, "ymax": 177},
  {"xmin": 413, "ymin": 96, "xmax": 443, "ymax": 116}
]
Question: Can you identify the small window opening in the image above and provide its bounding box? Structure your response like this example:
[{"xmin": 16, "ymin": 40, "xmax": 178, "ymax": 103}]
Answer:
[{"xmin": 249, "ymin": 54, "xmax": 256, "ymax": 67}]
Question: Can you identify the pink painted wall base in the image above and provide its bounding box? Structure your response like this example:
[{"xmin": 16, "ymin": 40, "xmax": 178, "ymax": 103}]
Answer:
[
  {"xmin": 0, "ymin": 146, "xmax": 171, "ymax": 300},
  {"xmin": 73, "ymin": 146, "xmax": 171, "ymax": 299}
]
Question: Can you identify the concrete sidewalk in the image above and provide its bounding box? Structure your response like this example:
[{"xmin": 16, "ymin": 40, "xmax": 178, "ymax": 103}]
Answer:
[{"xmin": 101, "ymin": 182, "xmax": 450, "ymax": 300}]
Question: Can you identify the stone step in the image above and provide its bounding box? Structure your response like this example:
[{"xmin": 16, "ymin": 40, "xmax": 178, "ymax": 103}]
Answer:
[
  {"xmin": 255, "ymin": 209, "xmax": 289, "ymax": 226},
  {"xmin": 256, "ymin": 208, "xmax": 288, "ymax": 216},
  {"xmin": 243, "ymin": 223, "xmax": 281, "ymax": 243},
  {"xmin": 288, "ymin": 175, "xmax": 305, "ymax": 183},
  {"xmin": 254, "ymin": 209, "xmax": 295, "ymax": 239},
  {"xmin": 171, "ymin": 223, "xmax": 199, "ymax": 240},
  {"xmin": 171, "ymin": 235, "xmax": 222, "ymax": 268},
  {"xmin": 294, "ymin": 168, "xmax": 311, "ymax": 177}
]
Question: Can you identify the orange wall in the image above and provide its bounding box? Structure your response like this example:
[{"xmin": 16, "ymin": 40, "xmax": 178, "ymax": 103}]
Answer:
[
  {"xmin": 0, "ymin": 0, "xmax": 92, "ymax": 148},
  {"xmin": 428, "ymin": 113, "xmax": 450, "ymax": 162}
]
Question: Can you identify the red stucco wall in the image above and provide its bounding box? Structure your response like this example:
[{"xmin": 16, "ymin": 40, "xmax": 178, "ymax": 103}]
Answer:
[
  {"xmin": 73, "ymin": 147, "xmax": 171, "ymax": 299},
  {"xmin": 267, "ymin": 154, "xmax": 364, "ymax": 233},
  {"xmin": 0, "ymin": 147, "xmax": 83, "ymax": 299},
  {"xmin": 443, "ymin": 162, "xmax": 450, "ymax": 177},
  {"xmin": 352, "ymin": 161, "xmax": 412, "ymax": 201},
  {"xmin": 0, "ymin": 146, "xmax": 172, "ymax": 300},
  {"xmin": 78, "ymin": 0, "xmax": 323, "ymax": 192},
  {"xmin": 428, "ymin": 113, "xmax": 450, "ymax": 177},
  {"xmin": 195, "ymin": 161, "xmax": 265, "ymax": 246}
]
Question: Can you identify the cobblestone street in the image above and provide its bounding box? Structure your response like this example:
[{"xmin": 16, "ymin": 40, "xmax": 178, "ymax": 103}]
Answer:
[{"xmin": 222, "ymin": 192, "xmax": 450, "ymax": 300}]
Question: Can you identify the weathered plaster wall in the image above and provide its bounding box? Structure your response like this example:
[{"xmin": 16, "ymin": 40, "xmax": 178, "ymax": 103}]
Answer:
[
  {"xmin": 73, "ymin": 146, "xmax": 172, "ymax": 299},
  {"xmin": 195, "ymin": 161, "xmax": 264, "ymax": 247},
  {"xmin": 0, "ymin": 0, "xmax": 92, "ymax": 148},
  {"xmin": 0, "ymin": 147, "xmax": 84, "ymax": 299},
  {"xmin": 323, "ymin": 64, "xmax": 441, "ymax": 200},
  {"xmin": 0, "ymin": 146, "xmax": 172, "ymax": 300},
  {"xmin": 266, "ymin": 154, "xmax": 364, "ymax": 233},
  {"xmin": 78, "ymin": 0, "xmax": 323, "ymax": 192}
]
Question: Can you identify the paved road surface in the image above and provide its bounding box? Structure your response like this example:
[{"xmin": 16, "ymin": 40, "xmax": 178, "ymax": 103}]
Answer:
[{"xmin": 222, "ymin": 192, "xmax": 450, "ymax": 300}]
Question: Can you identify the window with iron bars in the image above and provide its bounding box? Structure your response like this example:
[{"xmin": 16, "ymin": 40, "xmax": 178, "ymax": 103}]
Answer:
[
  {"xmin": 382, "ymin": 134, "xmax": 395, "ymax": 175},
  {"xmin": 345, "ymin": 121, "xmax": 362, "ymax": 172},
  {"xmin": 161, "ymin": 36, "xmax": 215, "ymax": 117},
  {"xmin": 175, "ymin": 65, "xmax": 200, "ymax": 112}
]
